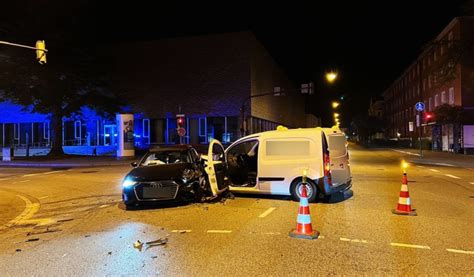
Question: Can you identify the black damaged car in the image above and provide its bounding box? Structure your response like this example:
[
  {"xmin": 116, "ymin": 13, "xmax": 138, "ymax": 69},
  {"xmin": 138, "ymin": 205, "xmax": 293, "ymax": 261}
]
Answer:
[{"xmin": 121, "ymin": 145, "xmax": 210, "ymax": 209}]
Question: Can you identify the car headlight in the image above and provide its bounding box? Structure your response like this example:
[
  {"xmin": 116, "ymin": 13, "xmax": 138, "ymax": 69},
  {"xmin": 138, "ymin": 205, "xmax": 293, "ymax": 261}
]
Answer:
[{"xmin": 122, "ymin": 178, "xmax": 137, "ymax": 188}]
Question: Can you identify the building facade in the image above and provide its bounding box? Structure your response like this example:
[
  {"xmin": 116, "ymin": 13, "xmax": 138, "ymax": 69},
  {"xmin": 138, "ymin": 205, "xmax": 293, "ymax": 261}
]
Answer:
[
  {"xmin": 382, "ymin": 17, "xmax": 474, "ymax": 153},
  {"xmin": 0, "ymin": 32, "xmax": 308, "ymax": 156}
]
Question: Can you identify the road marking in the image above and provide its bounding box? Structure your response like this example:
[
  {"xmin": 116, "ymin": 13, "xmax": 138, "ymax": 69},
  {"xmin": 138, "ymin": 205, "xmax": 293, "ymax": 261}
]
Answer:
[
  {"xmin": 17, "ymin": 180, "xmax": 30, "ymax": 183},
  {"xmin": 38, "ymin": 196, "xmax": 49, "ymax": 199},
  {"xmin": 42, "ymin": 171, "xmax": 62, "ymax": 175},
  {"xmin": 429, "ymin": 169, "xmax": 440, "ymax": 173},
  {"xmin": 99, "ymin": 204, "xmax": 109, "ymax": 208},
  {"xmin": 446, "ymin": 248, "xmax": 474, "ymax": 255},
  {"xmin": 340, "ymin": 237, "xmax": 371, "ymax": 244},
  {"xmin": 23, "ymin": 173, "xmax": 42, "ymax": 177},
  {"xmin": 6, "ymin": 195, "xmax": 40, "ymax": 227},
  {"xmin": 172, "ymin": 230, "xmax": 192, "ymax": 233},
  {"xmin": 0, "ymin": 178, "xmax": 11, "ymax": 181},
  {"xmin": 434, "ymin": 163, "xmax": 455, "ymax": 167},
  {"xmin": 470, "ymin": 182, "xmax": 474, "ymax": 185},
  {"xmin": 264, "ymin": 232, "xmax": 281, "ymax": 235},
  {"xmin": 444, "ymin": 174, "xmax": 461, "ymax": 179},
  {"xmin": 258, "ymin": 207, "xmax": 277, "ymax": 218},
  {"xmin": 416, "ymin": 165, "xmax": 426, "ymax": 168},
  {"xmin": 206, "ymin": 230, "xmax": 232, "ymax": 234},
  {"xmin": 390, "ymin": 242, "xmax": 431, "ymax": 249}
]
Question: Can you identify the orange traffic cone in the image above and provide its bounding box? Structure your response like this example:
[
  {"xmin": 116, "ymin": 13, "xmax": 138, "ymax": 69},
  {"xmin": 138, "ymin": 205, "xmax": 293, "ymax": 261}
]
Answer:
[
  {"xmin": 289, "ymin": 183, "xmax": 320, "ymax": 239},
  {"xmin": 392, "ymin": 172, "xmax": 417, "ymax": 216}
]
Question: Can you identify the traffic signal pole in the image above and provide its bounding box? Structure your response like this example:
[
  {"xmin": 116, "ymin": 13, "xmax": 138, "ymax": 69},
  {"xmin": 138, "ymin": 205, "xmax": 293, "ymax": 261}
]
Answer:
[{"xmin": 0, "ymin": 40, "xmax": 47, "ymax": 64}]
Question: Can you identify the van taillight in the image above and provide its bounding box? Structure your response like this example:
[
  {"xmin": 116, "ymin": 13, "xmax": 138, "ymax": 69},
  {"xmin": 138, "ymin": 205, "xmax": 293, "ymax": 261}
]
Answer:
[{"xmin": 323, "ymin": 152, "xmax": 333, "ymax": 186}]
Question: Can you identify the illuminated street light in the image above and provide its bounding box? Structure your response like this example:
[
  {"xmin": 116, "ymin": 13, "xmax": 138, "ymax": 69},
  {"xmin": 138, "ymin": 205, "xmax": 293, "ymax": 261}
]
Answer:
[
  {"xmin": 325, "ymin": 71, "xmax": 338, "ymax": 83},
  {"xmin": 333, "ymin": 113, "xmax": 340, "ymax": 118},
  {"xmin": 332, "ymin": 101, "xmax": 340, "ymax": 109}
]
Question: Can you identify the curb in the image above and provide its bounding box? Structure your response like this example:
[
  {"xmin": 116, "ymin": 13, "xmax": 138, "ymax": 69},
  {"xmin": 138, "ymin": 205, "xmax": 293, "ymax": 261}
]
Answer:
[{"xmin": 0, "ymin": 162, "xmax": 132, "ymax": 168}]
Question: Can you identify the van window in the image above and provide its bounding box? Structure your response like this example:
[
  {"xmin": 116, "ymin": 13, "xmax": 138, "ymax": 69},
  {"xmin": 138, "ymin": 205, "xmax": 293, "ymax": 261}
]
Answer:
[
  {"xmin": 327, "ymin": 134, "xmax": 347, "ymax": 157},
  {"xmin": 266, "ymin": 140, "xmax": 310, "ymax": 156}
]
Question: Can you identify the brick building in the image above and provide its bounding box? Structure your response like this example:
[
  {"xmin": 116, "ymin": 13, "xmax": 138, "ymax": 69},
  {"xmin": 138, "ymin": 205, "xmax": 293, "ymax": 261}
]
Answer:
[
  {"xmin": 0, "ymin": 32, "xmax": 310, "ymax": 156},
  {"xmin": 383, "ymin": 17, "xmax": 474, "ymax": 153}
]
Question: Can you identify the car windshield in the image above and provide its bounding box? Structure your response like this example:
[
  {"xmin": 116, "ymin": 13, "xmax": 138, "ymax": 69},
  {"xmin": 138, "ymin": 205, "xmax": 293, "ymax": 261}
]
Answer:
[{"xmin": 141, "ymin": 150, "xmax": 190, "ymax": 166}]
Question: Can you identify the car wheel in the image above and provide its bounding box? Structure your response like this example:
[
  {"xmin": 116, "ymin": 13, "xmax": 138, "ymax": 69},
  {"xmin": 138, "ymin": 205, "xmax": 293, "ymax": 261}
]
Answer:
[{"xmin": 291, "ymin": 178, "xmax": 318, "ymax": 203}]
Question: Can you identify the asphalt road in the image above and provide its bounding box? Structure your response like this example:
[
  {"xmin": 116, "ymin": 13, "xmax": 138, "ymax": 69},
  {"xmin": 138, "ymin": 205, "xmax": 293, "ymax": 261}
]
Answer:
[{"xmin": 0, "ymin": 146, "xmax": 472, "ymax": 276}]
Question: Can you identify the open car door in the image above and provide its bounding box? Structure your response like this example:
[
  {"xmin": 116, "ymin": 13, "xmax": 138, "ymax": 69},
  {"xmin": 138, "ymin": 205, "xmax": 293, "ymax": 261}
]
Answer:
[{"xmin": 203, "ymin": 139, "xmax": 229, "ymax": 197}]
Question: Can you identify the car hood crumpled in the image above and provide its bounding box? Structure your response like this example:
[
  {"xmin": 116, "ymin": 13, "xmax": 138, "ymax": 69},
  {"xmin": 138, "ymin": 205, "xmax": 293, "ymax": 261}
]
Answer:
[{"xmin": 127, "ymin": 163, "xmax": 193, "ymax": 182}]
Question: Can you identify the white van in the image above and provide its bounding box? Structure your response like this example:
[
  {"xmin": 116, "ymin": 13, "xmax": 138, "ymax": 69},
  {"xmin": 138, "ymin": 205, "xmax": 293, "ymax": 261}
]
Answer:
[{"xmin": 204, "ymin": 127, "xmax": 352, "ymax": 202}]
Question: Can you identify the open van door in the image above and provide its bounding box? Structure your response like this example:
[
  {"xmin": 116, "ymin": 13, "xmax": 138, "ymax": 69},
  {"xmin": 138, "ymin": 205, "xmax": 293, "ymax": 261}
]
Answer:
[{"xmin": 203, "ymin": 139, "xmax": 229, "ymax": 197}]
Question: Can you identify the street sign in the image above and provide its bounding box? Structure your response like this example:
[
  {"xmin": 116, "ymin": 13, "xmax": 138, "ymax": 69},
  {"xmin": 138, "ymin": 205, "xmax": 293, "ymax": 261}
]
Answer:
[
  {"xmin": 415, "ymin": 102, "xmax": 425, "ymax": 112},
  {"xmin": 409, "ymin": 122, "xmax": 414, "ymax": 132},
  {"xmin": 177, "ymin": 127, "xmax": 186, "ymax": 137}
]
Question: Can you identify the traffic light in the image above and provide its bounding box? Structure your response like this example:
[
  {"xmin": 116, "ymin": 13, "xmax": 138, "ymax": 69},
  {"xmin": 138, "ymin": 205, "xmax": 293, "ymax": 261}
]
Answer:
[
  {"xmin": 176, "ymin": 114, "xmax": 185, "ymax": 128},
  {"xmin": 424, "ymin": 112, "xmax": 434, "ymax": 123},
  {"xmin": 35, "ymin": 40, "xmax": 47, "ymax": 64}
]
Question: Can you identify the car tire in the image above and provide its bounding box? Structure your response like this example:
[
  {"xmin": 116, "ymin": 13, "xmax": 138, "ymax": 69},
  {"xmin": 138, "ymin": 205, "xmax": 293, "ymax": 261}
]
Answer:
[{"xmin": 291, "ymin": 178, "xmax": 318, "ymax": 203}]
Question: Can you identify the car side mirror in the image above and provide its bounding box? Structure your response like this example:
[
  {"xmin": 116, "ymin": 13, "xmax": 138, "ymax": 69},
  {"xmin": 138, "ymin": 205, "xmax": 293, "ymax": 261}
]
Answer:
[{"xmin": 130, "ymin": 161, "xmax": 138, "ymax": 167}]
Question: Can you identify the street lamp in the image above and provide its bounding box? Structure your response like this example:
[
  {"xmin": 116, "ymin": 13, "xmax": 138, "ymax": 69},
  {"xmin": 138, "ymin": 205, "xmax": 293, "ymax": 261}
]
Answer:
[
  {"xmin": 325, "ymin": 71, "xmax": 338, "ymax": 83},
  {"xmin": 332, "ymin": 101, "xmax": 340, "ymax": 109}
]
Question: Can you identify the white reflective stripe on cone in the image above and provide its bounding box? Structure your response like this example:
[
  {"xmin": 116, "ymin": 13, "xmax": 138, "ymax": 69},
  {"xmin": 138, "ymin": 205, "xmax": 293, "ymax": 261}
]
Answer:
[
  {"xmin": 297, "ymin": 214, "xmax": 312, "ymax": 224},
  {"xmin": 401, "ymin": 184, "xmax": 409, "ymax": 191},
  {"xmin": 300, "ymin": 197, "xmax": 309, "ymax": 207},
  {"xmin": 398, "ymin": 197, "xmax": 411, "ymax": 205}
]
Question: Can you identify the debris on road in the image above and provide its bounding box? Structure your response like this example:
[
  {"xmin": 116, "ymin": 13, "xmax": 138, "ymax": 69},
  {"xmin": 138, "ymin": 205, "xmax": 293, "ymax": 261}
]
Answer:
[
  {"xmin": 15, "ymin": 249, "xmax": 21, "ymax": 252},
  {"xmin": 27, "ymin": 228, "xmax": 61, "ymax": 236},
  {"xmin": 57, "ymin": 218, "xmax": 74, "ymax": 223},
  {"xmin": 151, "ymin": 255, "xmax": 158, "ymax": 259},
  {"xmin": 85, "ymin": 235, "xmax": 91, "ymax": 238},
  {"xmin": 107, "ymin": 251, "xmax": 112, "ymax": 255},
  {"xmin": 26, "ymin": 238, "xmax": 40, "ymax": 242},
  {"xmin": 145, "ymin": 238, "xmax": 168, "ymax": 250},
  {"xmin": 133, "ymin": 240, "xmax": 143, "ymax": 251}
]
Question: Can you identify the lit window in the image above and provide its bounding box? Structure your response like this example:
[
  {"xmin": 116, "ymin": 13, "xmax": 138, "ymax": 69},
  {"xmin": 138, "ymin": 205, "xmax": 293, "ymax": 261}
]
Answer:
[
  {"xmin": 441, "ymin": 91, "xmax": 446, "ymax": 104},
  {"xmin": 449, "ymin": 87, "xmax": 455, "ymax": 104},
  {"xmin": 74, "ymin": 121, "xmax": 81, "ymax": 139},
  {"xmin": 429, "ymin": 97, "xmax": 432, "ymax": 111},
  {"xmin": 434, "ymin": 94, "xmax": 439, "ymax": 107}
]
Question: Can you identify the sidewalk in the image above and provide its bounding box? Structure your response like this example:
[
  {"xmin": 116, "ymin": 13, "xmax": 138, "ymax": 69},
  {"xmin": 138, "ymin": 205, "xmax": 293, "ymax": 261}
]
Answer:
[
  {"xmin": 0, "ymin": 156, "xmax": 136, "ymax": 168},
  {"xmin": 390, "ymin": 148, "xmax": 474, "ymax": 169}
]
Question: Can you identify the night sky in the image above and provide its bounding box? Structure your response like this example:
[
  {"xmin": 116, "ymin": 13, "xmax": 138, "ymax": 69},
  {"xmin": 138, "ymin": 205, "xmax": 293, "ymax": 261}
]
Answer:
[{"xmin": 1, "ymin": 0, "xmax": 471, "ymax": 125}]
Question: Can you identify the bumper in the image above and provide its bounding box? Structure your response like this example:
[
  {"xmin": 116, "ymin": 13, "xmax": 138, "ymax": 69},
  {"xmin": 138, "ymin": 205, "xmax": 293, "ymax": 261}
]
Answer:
[
  {"xmin": 122, "ymin": 182, "xmax": 194, "ymax": 205},
  {"xmin": 319, "ymin": 178, "xmax": 352, "ymax": 195}
]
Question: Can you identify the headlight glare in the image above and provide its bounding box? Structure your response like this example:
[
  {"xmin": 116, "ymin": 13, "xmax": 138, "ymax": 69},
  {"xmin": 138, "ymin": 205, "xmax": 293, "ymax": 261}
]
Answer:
[{"xmin": 122, "ymin": 178, "xmax": 136, "ymax": 188}]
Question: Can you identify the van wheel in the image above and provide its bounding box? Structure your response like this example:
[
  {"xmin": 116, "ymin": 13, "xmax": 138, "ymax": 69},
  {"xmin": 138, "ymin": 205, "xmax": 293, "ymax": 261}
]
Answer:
[{"xmin": 291, "ymin": 179, "xmax": 318, "ymax": 203}]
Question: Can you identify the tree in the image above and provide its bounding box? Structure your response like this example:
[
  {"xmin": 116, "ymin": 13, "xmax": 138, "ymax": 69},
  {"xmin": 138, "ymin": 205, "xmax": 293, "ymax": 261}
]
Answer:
[
  {"xmin": 433, "ymin": 104, "xmax": 463, "ymax": 124},
  {"xmin": 0, "ymin": 1, "xmax": 125, "ymax": 156}
]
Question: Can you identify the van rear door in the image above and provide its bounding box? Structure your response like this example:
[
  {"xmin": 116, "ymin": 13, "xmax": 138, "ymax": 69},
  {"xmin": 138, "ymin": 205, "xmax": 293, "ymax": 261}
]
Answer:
[{"xmin": 326, "ymin": 133, "xmax": 351, "ymax": 186}]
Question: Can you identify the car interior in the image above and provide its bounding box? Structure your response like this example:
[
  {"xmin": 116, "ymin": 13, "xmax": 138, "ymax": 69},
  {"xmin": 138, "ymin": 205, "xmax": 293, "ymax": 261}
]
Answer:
[
  {"xmin": 141, "ymin": 151, "xmax": 190, "ymax": 166},
  {"xmin": 227, "ymin": 140, "xmax": 259, "ymax": 187}
]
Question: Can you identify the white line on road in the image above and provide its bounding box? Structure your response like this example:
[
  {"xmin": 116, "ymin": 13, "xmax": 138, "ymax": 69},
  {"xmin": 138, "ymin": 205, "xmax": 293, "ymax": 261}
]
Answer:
[
  {"xmin": 258, "ymin": 207, "xmax": 277, "ymax": 218},
  {"xmin": 172, "ymin": 230, "xmax": 192, "ymax": 233},
  {"xmin": 17, "ymin": 180, "xmax": 30, "ymax": 183},
  {"xmin": 23, "ymin": 173, "xmax": 42, "ymax": 177},
  {"xmin": 390, "ymin": 242, "xmax": 431, "ymax": 249},
  {"xmin": 340, "ymin": 237, "xmax": 371, "ymax": 244},
  {"xmin": 206, "ymin": 230, "xmax": 232, "ymax": 234},
  {"xmin": 434, "ymin": 163, "xmax": 455, "ymax": 167},
  {"xmin": 0, "ymin": 178, "xmax": 11, "ymax": 181},
  {"xmin": 42, "ymin": 171, "xmax": 62, "ymax": 175},
  {"xmin": 470, "ymin": 182, "xmax": 474, "ymax": 185},
  {"xmin": 38, "ymin": 196, "xmax": 49, "ymax": 199},
  {"xmin": 446, "ymin": 248, "xmax": 474, "ymax": 255},
  {"xmin": 429, "ymin": 169, "xmax": 440, "ymax": 173},
  {"xmin": 444, "ymin": 174, "xmax": 461, "ymax": 179},
  {"xmin": 416, "ymin": 165, "xmax": 426, "ymax": 168}
]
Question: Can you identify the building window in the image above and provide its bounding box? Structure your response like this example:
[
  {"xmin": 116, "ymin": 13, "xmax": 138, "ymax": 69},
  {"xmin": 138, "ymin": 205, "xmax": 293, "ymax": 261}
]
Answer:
[
  {"xmin": 441, "ymin": 91, "xmax": 446, "ymax": 104},
  {"xmin": 434, "ymin": 94, "xmax": 439, "ymax": 107},
  {"xmin": 428, "ymin": 75, "xmax": 431, "ymax": 88},
  {"xmin": 449, "ymin": 87, "xmax": 455, "ymax": 104},
  {"xmin": 74, "ymin": 121, "xmax": 81, "ymax": 139},
  {"xmin": 429, "ymin": 97, "xmax": 432, "ymax": 111},
  {"xmin": 448, "ymin": 31, "xmax": 453, "ymax": 47},
  {"xmin": 423, "ymin": 79, "xmax": 426, "ymax": 91},
  {"xmin": 434, "ymin": 50, "xmax": 437, "ymax": 61},
  {"xmin": 142, "ymin": 118, "xmax": 150, "ymax": 138},
  {"xmin": 43, "ymin": 122, "xmax": 50, "ymax": 139},
  {"xmin": 13, "ymin": 123, "xmax": 20, "ymax": 141},
  {"xmin": 198, "ymin": 117, "xmax": 207, "ymax": 143},
  {"xmin": 417, "ymin": 85, "xmax": 420, "ymax": 95}
]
